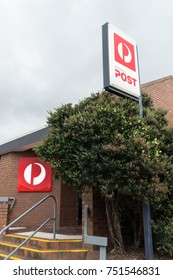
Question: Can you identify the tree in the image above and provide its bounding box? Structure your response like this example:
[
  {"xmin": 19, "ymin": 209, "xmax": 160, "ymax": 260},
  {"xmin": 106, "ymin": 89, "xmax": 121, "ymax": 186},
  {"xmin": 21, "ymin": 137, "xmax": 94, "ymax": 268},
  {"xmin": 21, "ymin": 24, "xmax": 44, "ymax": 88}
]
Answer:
[{"xmin": 35, "ymin": 91, "xmax": 173, "ymax": 252}]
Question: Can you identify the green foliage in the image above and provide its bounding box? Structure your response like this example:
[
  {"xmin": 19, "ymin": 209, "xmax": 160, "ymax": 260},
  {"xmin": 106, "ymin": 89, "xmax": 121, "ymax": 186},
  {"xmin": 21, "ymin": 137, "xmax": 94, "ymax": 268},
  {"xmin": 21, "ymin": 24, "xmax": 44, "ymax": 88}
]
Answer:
[
  {"xmin": 36, "ymin": 91, "xmax": 170, "ymax": 202},
  {"xmin": 152, "ymin": 218, "xmax": 173, "ymax": 256},
  {"xmin": 35, "ymin": 90, "xmax": 173, "ymax": 255}
]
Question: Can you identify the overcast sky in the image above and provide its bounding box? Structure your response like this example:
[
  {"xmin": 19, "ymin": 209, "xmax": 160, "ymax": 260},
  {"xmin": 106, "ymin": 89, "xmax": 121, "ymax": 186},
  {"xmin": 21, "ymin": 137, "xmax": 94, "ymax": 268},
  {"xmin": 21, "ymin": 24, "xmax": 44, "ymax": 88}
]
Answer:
[{"xmin": 0, "ymin": 0, "xmax": 173, "ymax": 144}]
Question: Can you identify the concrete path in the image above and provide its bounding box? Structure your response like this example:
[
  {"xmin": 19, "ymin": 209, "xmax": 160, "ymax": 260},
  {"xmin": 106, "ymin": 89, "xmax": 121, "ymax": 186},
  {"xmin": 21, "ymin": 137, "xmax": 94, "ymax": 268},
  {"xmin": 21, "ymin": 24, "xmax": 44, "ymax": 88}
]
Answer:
[{"xmin": 15, "ymin": 231, "xmax": 82, "ymax": 240}]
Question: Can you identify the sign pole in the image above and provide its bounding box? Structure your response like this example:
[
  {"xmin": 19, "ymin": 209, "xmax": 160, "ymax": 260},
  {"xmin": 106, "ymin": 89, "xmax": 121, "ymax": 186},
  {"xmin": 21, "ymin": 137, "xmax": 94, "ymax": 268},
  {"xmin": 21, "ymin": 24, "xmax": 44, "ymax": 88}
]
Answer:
[
  {"xmin": 137, "ymin": 47, "xmax": 154, "ymax": 260},
  {"xmin": 102, "ymin": 22, "xmax": 154, "ymax": 259}
]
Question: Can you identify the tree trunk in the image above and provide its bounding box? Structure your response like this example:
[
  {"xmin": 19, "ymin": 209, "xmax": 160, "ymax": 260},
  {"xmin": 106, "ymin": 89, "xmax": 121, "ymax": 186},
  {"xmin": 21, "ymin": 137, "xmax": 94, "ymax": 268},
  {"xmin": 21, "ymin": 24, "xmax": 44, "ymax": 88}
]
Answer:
[{"xmin": 105, "ymin": 194, "xmax": 124, "ymax": 252}]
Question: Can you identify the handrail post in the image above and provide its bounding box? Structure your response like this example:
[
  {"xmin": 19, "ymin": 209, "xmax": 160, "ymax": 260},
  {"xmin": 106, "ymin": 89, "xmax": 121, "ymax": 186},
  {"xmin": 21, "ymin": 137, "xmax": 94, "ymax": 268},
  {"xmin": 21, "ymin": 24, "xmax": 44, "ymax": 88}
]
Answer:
[
  {"xmin": 9, "ymin": 197, "xmax": 16, "ymax": 211},
  {"xmin": 52, "ymin": 196, "xmax": 57, "ymax": 239},
  {"xmin": 84, "ymin": 204, "xmax": 89, "ymax": 236}
]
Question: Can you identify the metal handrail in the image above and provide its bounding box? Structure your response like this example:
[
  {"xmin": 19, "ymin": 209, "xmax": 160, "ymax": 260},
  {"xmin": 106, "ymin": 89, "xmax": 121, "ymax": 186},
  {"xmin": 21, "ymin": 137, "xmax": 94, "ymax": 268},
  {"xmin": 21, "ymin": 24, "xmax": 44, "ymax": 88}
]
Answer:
[
  {"xmin": 0, "ymin": 194, "xmax": 57, "ymax": 260},
  {"xmin": 4, "ymin": 218, "xmax": 53, "ymax": 260},
  {"xmin": 0, "ymin": 197, "xmax": 16, "ymax": 211},
  {"xmin": 9, "ymin": 197, "xmax": 16, "ymax": 211},
  {"xmin": 84, "ymin": 204, "xmax": 107, "ymax": 260}
]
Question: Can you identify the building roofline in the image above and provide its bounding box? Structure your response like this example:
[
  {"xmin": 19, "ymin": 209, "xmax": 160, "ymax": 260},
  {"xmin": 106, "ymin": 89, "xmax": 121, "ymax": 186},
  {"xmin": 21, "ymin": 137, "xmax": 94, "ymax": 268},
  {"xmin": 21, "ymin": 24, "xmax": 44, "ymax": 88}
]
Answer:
[
  {"xmin": 0, "ymin": 127, "xmax": 49, "ymax": 156},
  {"xmin": 1, "ymin": 75, "xmax": 173, "ymax": 156},
  {"xmin": 141, "ymin": 75, "xmax": 173, "ymax": 88}
]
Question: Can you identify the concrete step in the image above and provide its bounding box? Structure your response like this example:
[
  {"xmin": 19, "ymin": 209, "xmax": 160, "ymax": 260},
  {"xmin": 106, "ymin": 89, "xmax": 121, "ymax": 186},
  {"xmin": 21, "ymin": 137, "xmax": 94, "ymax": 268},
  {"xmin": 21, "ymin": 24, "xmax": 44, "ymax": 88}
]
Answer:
[
  {"xmin": 3, "ymin": 234, "xmax": 83, "ymax": 250},
  {"xmin": 0, "ymin": 252, "xmax": 23, "ymax": 260},
  {"xmin": 0, "ymin": 234, "xmax": 88, "ymax": 260}
]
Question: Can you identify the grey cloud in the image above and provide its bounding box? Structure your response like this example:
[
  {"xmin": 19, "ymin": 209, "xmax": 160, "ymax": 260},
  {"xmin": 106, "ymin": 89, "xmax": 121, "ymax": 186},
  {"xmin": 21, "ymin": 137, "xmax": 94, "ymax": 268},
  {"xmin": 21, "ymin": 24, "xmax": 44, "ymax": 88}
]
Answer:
[{"xmin": 0, "ymin": 0, "xmax": 173, "ymax": 143}]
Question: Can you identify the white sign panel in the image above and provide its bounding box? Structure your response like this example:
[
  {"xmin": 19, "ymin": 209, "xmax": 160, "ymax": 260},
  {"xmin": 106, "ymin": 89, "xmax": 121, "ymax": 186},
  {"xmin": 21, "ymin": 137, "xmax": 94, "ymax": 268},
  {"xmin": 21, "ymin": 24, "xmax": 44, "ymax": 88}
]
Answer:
[{"xmin": 102, "ymin": 22, "xmax": 140, "ymax": 100}]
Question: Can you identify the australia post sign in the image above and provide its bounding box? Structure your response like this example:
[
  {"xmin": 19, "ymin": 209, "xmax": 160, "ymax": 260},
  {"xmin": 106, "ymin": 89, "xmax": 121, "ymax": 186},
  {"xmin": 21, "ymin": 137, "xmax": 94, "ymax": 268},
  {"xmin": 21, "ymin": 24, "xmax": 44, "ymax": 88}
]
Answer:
[
  {"xmin": 102, "ymin": 22, "xmax": 140, "ymax": 100},
  {"xmin": 17, "ymin": 157, "xmax": 52, "ymax": 192}
]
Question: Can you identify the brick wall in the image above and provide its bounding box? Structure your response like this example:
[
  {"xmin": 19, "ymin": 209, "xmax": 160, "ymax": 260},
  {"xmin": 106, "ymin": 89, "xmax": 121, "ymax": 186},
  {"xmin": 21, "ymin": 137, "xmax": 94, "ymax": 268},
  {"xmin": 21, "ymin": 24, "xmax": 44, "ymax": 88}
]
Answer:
[
  {"xmin": 142, "ymin": 76, "xmax": 173, "ymax": 127},
  {"xmin": 0, "ymin": 150, "xmax": 79, "ymax": 232},
  {"xmin": 0, "ymin": 202, "xmax": 9, "ymax": 231},
  {"xmin": 59, "ymin": 182, "xmax": 79, "ymax": 227},
  {"xmin": 93, "ymin": 191, "xmax": 108, "ymax": 237}
]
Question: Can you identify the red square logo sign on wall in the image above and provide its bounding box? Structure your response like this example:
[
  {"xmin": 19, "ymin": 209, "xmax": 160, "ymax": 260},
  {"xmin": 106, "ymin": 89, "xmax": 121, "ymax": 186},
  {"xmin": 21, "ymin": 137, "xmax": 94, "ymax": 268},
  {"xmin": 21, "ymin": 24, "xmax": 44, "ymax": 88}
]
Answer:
[
  {"xmin": 17, "ymin": 158, "xmax": 52, "ymax": 192},
  {"xmin": 114, "ymin": 33, "xmax": 136, "ymax": 72}
]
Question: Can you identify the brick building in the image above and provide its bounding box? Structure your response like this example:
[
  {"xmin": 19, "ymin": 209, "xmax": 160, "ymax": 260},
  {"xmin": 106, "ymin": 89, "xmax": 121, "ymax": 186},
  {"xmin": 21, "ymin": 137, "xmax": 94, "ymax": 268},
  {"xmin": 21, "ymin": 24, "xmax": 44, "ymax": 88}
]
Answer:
[
  {"xmin": 1, "ymin": 75, "xmax": 173, "ymax": 241},
  {"xmin": 0, "ymin": 128, "xmax": 81, "ymax": 233},
  {"xmin": 142, "ymin": 75, "xmax": 173, "ymax": 126}
]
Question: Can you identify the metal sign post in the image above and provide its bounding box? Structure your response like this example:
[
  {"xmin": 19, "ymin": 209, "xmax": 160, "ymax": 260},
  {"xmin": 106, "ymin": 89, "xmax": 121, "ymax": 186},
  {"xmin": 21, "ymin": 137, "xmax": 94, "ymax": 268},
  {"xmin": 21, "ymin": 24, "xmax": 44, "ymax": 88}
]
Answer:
[
  {"xmin": 138, "ymin": 97, "xmax": 154, "ymax": 259},
  {"xmin": 102, "ymin": 22, "xmax": 154, "ymax": 260},
  {"xmin": 137, "ymin": 54, "xmax": 153, "ymax": 259}
]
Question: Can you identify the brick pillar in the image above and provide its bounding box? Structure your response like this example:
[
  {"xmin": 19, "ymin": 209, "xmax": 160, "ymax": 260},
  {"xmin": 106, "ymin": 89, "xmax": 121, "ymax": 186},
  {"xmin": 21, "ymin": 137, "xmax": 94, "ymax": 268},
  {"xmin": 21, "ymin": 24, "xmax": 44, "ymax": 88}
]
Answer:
[
  {"xmin": 82, "ymin": 188, "xmax": 109, "ymax": 259},
  {"xmin": 82, "ymin": 188, "xmax": 94, "ymax": 236},
  {"xmin": 82, "ymin": 188, "xmax": 108, "ymax": 237},
  {"xmin": 82, "ymin": 188, "xmax": 96, "ymax": 259},
  {"xmin": 0, "ymin": 202, "xmax": 9, "ymax": 232}
]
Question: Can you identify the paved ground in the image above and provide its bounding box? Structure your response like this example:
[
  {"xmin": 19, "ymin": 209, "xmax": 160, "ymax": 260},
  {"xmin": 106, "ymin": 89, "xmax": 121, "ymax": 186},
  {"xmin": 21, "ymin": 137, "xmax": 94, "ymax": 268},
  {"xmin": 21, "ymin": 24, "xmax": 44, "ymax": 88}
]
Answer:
[{"xmin": 15, "ymin": 231, "xmax": 82, "ymax": 240}]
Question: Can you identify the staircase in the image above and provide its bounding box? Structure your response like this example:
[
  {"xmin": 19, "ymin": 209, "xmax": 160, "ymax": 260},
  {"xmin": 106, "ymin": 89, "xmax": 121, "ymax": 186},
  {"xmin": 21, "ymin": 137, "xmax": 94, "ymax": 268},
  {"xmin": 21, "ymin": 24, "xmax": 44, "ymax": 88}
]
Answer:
[{"xmin": 0, "ymin": 233, "xmax": 88, "ymax": 260}]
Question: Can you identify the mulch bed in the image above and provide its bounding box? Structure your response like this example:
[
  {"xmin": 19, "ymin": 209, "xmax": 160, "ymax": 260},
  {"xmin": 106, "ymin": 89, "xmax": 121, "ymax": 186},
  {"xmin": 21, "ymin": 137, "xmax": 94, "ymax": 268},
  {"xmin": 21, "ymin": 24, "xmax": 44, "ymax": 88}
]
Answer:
[{"xmin": 107, "ymin": 247, "xmax": 173, "ymax": 260}]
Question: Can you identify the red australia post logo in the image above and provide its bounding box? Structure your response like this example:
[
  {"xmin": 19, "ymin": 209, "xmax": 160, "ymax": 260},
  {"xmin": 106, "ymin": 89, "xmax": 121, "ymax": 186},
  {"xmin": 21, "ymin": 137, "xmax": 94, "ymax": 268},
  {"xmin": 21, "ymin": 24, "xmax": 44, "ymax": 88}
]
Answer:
[
  {"xmin": 17, "ymin": 157, "xmax": 52, "ymax": 192},
  {"xmin": 114, "ymin": 33, "xmax": 136, "ymax": 72}
]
